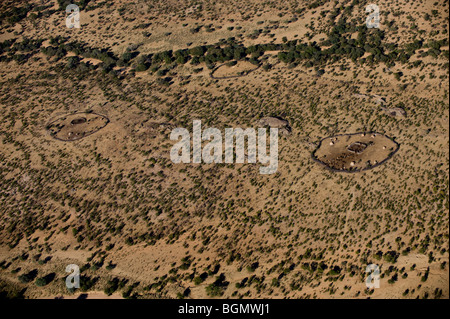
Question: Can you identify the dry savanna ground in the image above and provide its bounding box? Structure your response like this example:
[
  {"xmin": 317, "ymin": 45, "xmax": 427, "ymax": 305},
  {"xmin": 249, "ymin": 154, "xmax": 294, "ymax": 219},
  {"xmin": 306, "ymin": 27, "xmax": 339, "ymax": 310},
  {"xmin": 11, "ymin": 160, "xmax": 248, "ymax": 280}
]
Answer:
[{"xmin": 0, "ymin": 0, "xmax": 448, "ymax": 299}]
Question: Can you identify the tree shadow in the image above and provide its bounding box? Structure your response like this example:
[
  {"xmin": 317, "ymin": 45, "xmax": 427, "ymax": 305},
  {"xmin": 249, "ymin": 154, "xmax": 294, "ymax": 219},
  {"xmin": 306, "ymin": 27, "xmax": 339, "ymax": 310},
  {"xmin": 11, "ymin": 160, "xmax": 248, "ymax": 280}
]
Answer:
[{"xmin": 43, "ymin": 272, "xmax": 56, "ymax": 284}]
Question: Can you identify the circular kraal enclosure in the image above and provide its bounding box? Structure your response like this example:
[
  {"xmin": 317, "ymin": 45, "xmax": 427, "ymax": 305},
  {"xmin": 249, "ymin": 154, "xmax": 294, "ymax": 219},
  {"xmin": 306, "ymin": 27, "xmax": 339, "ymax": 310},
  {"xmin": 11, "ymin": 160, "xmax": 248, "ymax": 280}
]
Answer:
[
  {"xmin": 312, "ymin": 132, "xmax": 400, "ymax": 172},
  {"xmin": 46, "ymin": 112, "xmax": 109, "ymax": 142},
  {"xmin": 210, "ymin": 60, "xmax": 260, "ymax": 79}
]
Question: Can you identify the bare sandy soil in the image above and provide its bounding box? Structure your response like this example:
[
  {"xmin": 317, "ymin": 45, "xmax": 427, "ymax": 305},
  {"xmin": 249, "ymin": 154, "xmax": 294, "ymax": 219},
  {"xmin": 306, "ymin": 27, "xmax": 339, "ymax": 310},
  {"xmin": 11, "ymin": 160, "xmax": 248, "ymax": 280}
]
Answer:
[{"xmin": 45, "ymin": 291, "xmax": 123, "ymax": 299}]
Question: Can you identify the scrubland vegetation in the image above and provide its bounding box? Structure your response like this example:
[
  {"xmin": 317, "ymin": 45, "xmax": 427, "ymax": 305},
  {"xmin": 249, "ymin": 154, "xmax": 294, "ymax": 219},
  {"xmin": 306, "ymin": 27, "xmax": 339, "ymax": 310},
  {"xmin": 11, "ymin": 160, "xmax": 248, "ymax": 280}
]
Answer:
[{"xmin": 0, "ymin": 0, "xmax": 448, "ymax": 299}]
